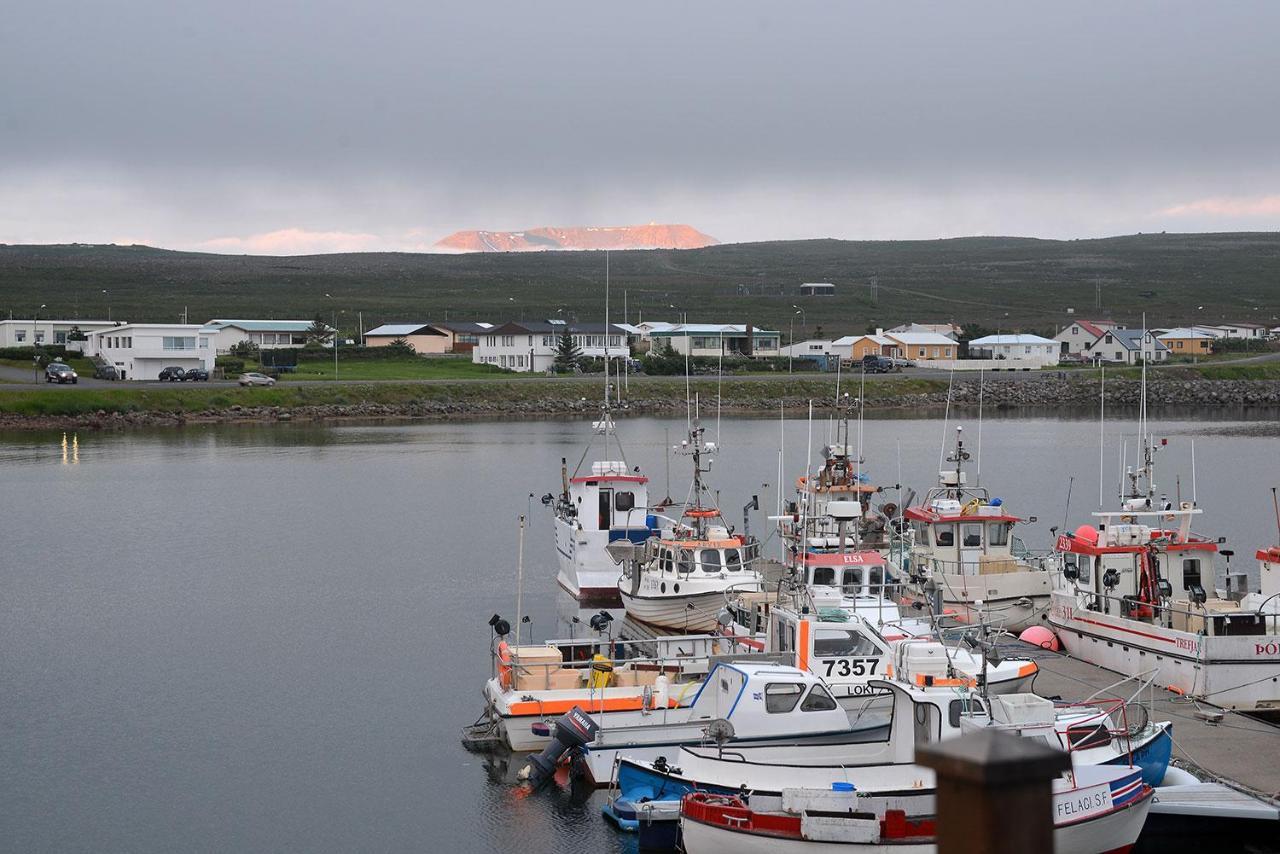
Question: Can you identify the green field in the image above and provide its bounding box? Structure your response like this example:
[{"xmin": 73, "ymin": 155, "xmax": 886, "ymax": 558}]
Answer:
[
  {"xmin": 2, "ymin": 233, "xmax": 1277, "ymax": 340},
  {"xmin": 283, "ymin": 357, "xmax": 510, "ymax": 381}
]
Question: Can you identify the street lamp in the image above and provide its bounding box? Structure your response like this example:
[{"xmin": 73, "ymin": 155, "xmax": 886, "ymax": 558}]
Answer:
[
  {"xmin": 788, "ymin": 309, "xmax": 801, "ymax": 374},
  {"xmin": 102, "ymin": 290, "xmax": 110, "ymax": 322},
  {"xmin": 34, "ymin": 303, "xmax": 46, "ymax": 381},
  {"xmin": 792, "ymin": 304, "xmax": 806, "ymax": 335},
  {"xmin": 324, "ymin": 293, "xmax": 339, "ymax": 380}
]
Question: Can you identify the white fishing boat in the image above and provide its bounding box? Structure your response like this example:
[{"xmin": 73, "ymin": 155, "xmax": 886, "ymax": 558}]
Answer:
[
  {"xmin": 618, "ymin": 420, "xmax": 763, "ymax": 632},
  {"xmin": 678, "ymin": 762, "xmax": 1153, "ymax": 854},
  {"xmin": 892, "ymin": 427, "xmax": 1052, "ymax": 631},
  {"xmin": 1050, "ymin": 504, "xmax": 1280, "ymax": 716},
  {"xmin": 549, "ymin": 407, "xmax": 653, "ymax": 605}
]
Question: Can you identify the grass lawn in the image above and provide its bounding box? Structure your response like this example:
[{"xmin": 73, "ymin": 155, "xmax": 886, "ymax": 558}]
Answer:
[{"xmin": 281, "ymin": 357, "xmax": 514, "ymax": 381}]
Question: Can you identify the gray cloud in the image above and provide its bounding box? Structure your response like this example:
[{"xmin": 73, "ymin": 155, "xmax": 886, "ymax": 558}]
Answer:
[{"xmin": 2, "ymin": 1, "xmax": 1278, "ymax": 251}]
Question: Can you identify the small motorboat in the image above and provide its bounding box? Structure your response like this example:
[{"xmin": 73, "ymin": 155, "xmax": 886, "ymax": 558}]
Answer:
[{"xmin": 678, "ymin": 762, "xmax": 1153, "ymax": 853}]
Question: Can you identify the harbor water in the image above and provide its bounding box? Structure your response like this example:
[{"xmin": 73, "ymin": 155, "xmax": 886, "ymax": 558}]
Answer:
[{"xmin": 2, "ymin": 411, "xmax": 1278, "ymax": 852}]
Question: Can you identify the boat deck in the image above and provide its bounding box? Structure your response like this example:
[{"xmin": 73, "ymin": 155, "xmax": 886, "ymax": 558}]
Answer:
[{"xmin": 1006, "ymin": 640, "xmax": 1280, "ymax": 803}]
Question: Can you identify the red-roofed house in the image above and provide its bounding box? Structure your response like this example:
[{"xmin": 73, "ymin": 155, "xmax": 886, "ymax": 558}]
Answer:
[{"xmin": 1054, "ymin": 319, "xmax": 1123, "ymax": 357}]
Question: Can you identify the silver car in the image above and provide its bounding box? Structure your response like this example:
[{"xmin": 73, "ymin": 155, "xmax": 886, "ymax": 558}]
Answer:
[{"xmin": 238, "ymin": 372, "xmax": 276, "ymax": 387}]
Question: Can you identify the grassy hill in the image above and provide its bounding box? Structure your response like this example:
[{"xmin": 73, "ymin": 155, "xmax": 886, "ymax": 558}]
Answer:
[{"xmin": 2, "ymin": 233, "xmax": 1277, "ymax": 338}]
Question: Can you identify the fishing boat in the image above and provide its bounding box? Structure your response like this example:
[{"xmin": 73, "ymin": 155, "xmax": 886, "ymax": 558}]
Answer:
[
  {"xmin": 1050, "ymin": 502, "xmax": 1280, "ymax": 716},
  {"xmin": 678, "ymin": 762, "xmax": 1153, "ymax": 854},
  {"xmin": 605, "ymin": 648, "xmax": 1170, "ymax": 847},
  {"xmin": 618, "ymin": 420, "xmax": 763, "ymax": 632},
  {"xmin": 892, "ymin": 426, "xmax": 1052, "ymax": 631},
  {"xmin": 550, "ymin": 405, "xmax": 653, "ymax": 605}
]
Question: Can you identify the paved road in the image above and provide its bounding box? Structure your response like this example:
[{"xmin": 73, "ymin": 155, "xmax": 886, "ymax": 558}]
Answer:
[{"xmin": 1, "ymin": 351, "xmax": 1274, "ymax": 391}]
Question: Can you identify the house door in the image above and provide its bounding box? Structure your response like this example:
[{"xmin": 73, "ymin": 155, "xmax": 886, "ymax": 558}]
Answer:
[{"xmin": 598, "ymin": 489, "xmax": 612, "ymax": 531}]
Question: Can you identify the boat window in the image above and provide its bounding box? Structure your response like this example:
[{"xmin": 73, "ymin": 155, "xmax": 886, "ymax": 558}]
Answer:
[
  {"xmin": 615, "ymin": 492, "xmax": 635, "ymax": 512},
  {"xmin": 677, "ymin": 550, "xmax": 692, "ymax": 574},
  {"xmin": 935, "ymin": 525, "xmax": 956, "ymax": 547},
  {"xmin": 813, "ymin": 628, "xmax": 880, "ymax": 657},
  {"xmin": 841, "ymin": 568, "xmax": 864, "ymax": 595},
  {"xmin": 1066, "ymin": 724, "xmax": 1112, "ymax": 751},
  {"xmin": 988, "ymin": 523, "xmax": 1011, "ymax": 547},
  {"xmin": 868, "ymin": 566, "xmax": 885, "ymax": 589},
  {"xmin": 1182, "ymin": 558, "xmax": 1202, "ymax": 590},
  {"xmin": 800, "ymin": 684, "xmax": 838, "ymax": 712},
  {"xmin": 700, "ymin": 549, "xmax": 722, "ymax": 572},
  {"xmin": 724, "ymin": 549, "xmax": 742, "ymax": 571},
  {"xmin": 812, "ymin": 567, "xmax": 837, "ymax": 586},
  {"xmin": 764, "ymin": 682, "xmax": 804, "ymax": 713},
  {"xmin": 962, "ymin": 524, "xmax": 983, "ymax": 548},
  {"xmin": 660, "ymin": 548, "xmax": 673, "ymax": 573},
  {"xmin": 912, "ymin": 522, "xmax": 929, "ymax": 543},
  {"xmin": 775, "ymin": 617, "xmax": 793, "ymax": 653},
  {"xmin": 948, "ymin": 698, "xmax": 987, "ymax": 728}
]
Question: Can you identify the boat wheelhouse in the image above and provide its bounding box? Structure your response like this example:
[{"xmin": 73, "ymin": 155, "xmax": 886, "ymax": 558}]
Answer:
[
  {"xmin": 894, "ymin": 427, "xmax": 1051, "ymax": 631},
  {"xmin": 618, "ymin": 421, "xmax": 763, "ymax": 632},
  {"xmin": 1050, "ymin": 507, "xmax": 1280, "ymax": 715},
  {"xmin": 552, "ymin": 408, "xmax": 653, "ymax": 604}
]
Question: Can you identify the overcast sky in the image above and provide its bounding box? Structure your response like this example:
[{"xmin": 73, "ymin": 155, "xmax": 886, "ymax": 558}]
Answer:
[{"xmin": 2, "ymin": 1, "xmax": 1277, "ymax": 253}]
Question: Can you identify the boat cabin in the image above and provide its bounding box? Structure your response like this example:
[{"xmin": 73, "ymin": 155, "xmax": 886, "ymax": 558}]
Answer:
[
  {"xmin": 902, "ymin": 470, "xmax": 1027, "ymax": 576},
  {"xmin": 1056, "ymin": 509, "xmax": 1267, "ymax": 637},
  {"xmin": 680, "ymin": 661, "xmax": 853, "ymax": 739},
  {"xmin": 562, "ymin": 460, "xmax": 652, "ymax": 542}
]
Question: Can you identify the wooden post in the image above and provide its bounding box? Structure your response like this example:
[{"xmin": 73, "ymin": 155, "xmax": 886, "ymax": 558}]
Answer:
[{"xmin": 916, "ymin": 728, "xmax": 1070, "ymax": 854}]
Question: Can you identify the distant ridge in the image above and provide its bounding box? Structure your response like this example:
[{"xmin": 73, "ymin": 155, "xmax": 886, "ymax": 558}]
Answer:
[{"xmin": 434, "ymin": 223, "xmax": 718, "ymax": 252}]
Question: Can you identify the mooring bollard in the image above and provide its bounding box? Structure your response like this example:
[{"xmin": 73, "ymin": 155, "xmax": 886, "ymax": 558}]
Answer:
[{"xmin": 916, "ymin": 728, "xmax": 1070, "ymax": 853}]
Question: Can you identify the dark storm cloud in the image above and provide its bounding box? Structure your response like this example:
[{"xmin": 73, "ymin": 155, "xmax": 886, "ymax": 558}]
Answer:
[{"xmin": 2, "ymin": 1, "xmax": 1278, "ymax": 250}]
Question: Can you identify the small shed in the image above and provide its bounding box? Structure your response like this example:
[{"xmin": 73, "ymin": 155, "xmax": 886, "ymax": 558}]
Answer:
[{"xmin": 799, "ymin": 282, "xmax": 836, "ymax": 296}]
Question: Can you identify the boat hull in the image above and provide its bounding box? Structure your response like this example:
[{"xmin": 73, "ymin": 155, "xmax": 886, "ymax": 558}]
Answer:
[
  {"xmin": 620, "ymin": 588, "xmax": 736, "ymax": 634},
  {"xmin": 555, "ymin": 516, "xmax": 625, "ymax": 606},
  {"xmin": 899, "ymin": 570, "xmax": 1051, "ymax": 632},
  {"xmin": 1049, "ymin": 592, "xmax": 1280, "ymax": 714}
]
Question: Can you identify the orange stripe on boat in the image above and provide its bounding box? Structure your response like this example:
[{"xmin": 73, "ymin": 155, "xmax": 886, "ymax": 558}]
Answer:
[
  {"xmin": 505, "ymin": 697, "xmax": 680, "ymax": 716},
  {"xmin": 1017, "ymin": 662, "xmax": 1038, "ymax": 678},
  {"xmin": 797, "ymin": 620, "xmax": 810, "ymax": 672}
]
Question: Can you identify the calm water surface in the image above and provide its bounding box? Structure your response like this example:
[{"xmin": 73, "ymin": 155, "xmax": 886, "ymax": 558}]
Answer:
[{"xmin": 3, "ymin": 412, "xmax": 1278, "ymax": 853}]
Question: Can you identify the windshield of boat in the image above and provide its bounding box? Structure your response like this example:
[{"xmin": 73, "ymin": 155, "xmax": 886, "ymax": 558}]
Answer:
[{"xmin": 812, "ymin": 626, "xmax": 880, "ymax": 657}]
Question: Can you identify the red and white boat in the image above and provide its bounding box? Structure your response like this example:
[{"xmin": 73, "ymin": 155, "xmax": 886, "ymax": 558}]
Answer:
[
  {"xmin": 679, "ymin": 762, "xmax": 1153, "ymax": 854},
  {"xmin": 893, "ymin": 427, "xmax": 1052, "ymax": 631}
]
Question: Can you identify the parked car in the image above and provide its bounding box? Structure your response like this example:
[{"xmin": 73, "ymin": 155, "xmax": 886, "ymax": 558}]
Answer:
[
  {"xmin": 888, "ymin": 357, "xmax": 916, "ymax": 369},
  {"xmin": 45, "ymin": 362, "xmax": 78, "ymax": 384},
  {"xmin": 238, "ymin": 372, "xmax": 276, "ymax": 387},
  {"xmin": 183, "ymin": 368, "xmax": 210, "ymax": 382},
  {"xmin": 158, "ymin": 366, "xmax": 186, "ymax": 382},
  {"xmin": 93, "ymin": 364, "xmax": 119, "ymax": 380},
  {"xmin": 861, "ymin": 354, "xmax": 894, "ymax": 374}
]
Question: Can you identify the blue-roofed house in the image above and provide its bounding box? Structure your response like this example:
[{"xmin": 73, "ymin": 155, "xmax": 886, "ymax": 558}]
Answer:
[
  {"xmin": 201, "ymin": 319, "xmax": 331, "ymax": 353},
  {"xmin": 1089, "ymin": 328, "xmax": 1169, "ymax": 365}
]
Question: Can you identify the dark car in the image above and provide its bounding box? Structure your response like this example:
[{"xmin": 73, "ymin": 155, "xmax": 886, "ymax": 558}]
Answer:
[
  {"xmin": 94, "ymin": 364, "xmax": 119, "ymax": 380},
  {"xmin": 45, "ymin": 362, "xmax": 79, "ymax": 384},
  {"xmin": 861, "ymin": 355, "xmax": 894, "ymax": 374},
  {"xmin": 183, "ymin": 368, "xmax": 210, "ymax": 381},
  {"xmin": 158, "ymin": 366, "xmax": 186, "ymax": 382}
]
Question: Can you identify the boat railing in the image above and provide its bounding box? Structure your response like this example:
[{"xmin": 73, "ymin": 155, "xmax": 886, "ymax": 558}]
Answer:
[
  {"xmin": 1059, "ymin": 587, "xmax": 1269, "ymax": 636},
  {"xmin": 920, "ymin": 555, "xmax": 1044, "ymax": 577}
]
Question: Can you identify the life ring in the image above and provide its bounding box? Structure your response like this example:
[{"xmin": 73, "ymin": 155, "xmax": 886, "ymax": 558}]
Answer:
[{"xmin": 497, "ymin": 640, "xmax": 512, "ymax": 690}]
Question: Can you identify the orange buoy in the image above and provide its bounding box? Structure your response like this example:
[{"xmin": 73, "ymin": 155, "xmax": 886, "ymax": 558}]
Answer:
[{"xmin": 1019, "ymin": 625, "xmax": 1060, "ymax": 651}]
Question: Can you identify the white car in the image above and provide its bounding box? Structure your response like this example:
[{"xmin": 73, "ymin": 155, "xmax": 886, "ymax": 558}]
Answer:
[{"xmin": 238, "ymin": 372, "xmax": 276, "ymax": 387}]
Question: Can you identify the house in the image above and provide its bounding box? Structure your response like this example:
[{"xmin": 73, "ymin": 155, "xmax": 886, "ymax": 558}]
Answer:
[
  {"xmin": 81, "ymin": 323, "xmax": 216, "ymax": 380},
  {"xmin": 1090, "ymin": 328, "xmax": 1169, "ymax": 365},
  {"xmin": 884, "ymin": 330, "xmax": 958, "ymax": 361},
  {"xmin": 832, "ymin": 331, "xmax": 901, "ymax": 362},
  {"xmin": 365, "ymin": 323, "xmax": 449, "ymax": 354},
  {"xmin": 1053, "ymin": 319, "xmax": 1122, "ymax": 357},
  {"xmin": 779, "ymin": 339, "xmax": 841, "ymax": 369},
  {"xmin": 0, "ymin": 319, "xmax": 119, "ymax": 349},
  {"xmin": 968, "ymin": 334, "xmax": 1061, "ymax": 367},
  {"xmin": 646, "ymin": 324, "xmax": 781, "ymax": 358},
  {"xmin": 1203, "ymin": 322, "xmax": 1269, "ymax": 341},
  {"xmin": 1158, "ymin": 328, "xmax": 1216, "ymax": 357},
  {"xmin": 436, "ymin": 321, "xmax": 491, "ymax": 353},
  {"xmin": 201, "ymin": 319, "xmax": 327, "ymax": 353},
  {"xmin": 887, "ymin": 322, "xmax": 963, "ymax": 341},
  {"xmin": 472, "ymin": 321, "xmax": 628, "ymax": 372},
  {"xmin": 798, "ymin": 282, "xmax": 836, "ymax": 296}
]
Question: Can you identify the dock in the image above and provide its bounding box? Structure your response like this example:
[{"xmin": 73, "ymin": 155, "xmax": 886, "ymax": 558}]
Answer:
[{"xmin": 1009, "ymin": 641, "xmax": 1280, "ymax": 803}]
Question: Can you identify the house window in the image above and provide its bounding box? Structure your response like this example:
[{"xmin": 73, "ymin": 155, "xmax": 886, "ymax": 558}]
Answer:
[
  {"xmin": 35, "ymin": 332, "xmax": 45, "ymax": 343},
  {"xmin": 501, "ymin": 335, "xmax": 513, "ymax": 347},
  {"xmin": 199, "ymin": 338, "xmax": 209, "ymax": 349},
  {"xmin": 918, "ymin": 348, "xmax": 926, "ymax": 357},
  {"xmin": 15, "ymin": 331, "xmax": 25, "ymax": 342},
  {"xmin": 55, "ymin": 331, "xmax": 67, "ymax": 344},
  {"xmin": 163, "ymin": 337, "xmax": 195, "ymax": 350}
]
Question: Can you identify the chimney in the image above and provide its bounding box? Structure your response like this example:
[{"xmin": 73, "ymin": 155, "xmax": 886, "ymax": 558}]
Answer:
[
  {"xmin": 875, "ymin": 328, "xmax": 884, "ymax": 336},
  {"xmin": 744, "ymin": 323, "xmax": 753, "ymax": 357}
]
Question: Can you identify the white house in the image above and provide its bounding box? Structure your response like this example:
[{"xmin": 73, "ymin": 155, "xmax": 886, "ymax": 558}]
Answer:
[
  {"xmin": 968, "ymin": 334, "xmax": 1061, "ymax": 367},
  {"xmin": 0, "ymin": 319, "xmax": 120, "ymax": 349},
  {"xmin": 1089, "ymin": 328, "xmax": 1169, "ymax": 365},
  {"xmin": 82, "ymin": 324, "xmax": 216, "ymax": 380},
  {"xmin": 646, "ymin": 324, "xmax": 781, "ymax": 357},
  {"xmin": 887, "ymin": 322, "xmax": 963, "ymax": 341},
  {"xmin": 1053, "ymin": 319, "xmax": 1122, "ymax": 357},
  {"xmin": 201, "ymin": 319, "xmax": 328, "ymax": 353},
  {"xmin": 1202, "ymin": 322, "xmax": 1269, "ymax": 341},
  {"xmin": 472, "ymin": 321, "xmax": 627, "ymax": 372},
  {"xmin": 780, "ymin": 339, "xmax": 837, "ymax": 359}
]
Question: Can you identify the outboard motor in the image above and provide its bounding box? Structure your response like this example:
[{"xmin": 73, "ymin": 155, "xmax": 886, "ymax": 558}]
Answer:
[{"xmin": 517, "ymin": 706, "xmax": 600, "ymax": 787}]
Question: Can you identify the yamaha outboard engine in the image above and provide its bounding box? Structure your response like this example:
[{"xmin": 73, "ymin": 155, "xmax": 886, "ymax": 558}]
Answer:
[{"xmin": 518, "ymin": 706, "xmax": 600, "ymax": 788}]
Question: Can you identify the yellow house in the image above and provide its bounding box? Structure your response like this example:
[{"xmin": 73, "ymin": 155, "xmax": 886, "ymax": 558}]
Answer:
[
  {"xmin": 885, "ymin": 331, "xmax": 958, "ymax": 361},
  {"xmin": 1157, "ymin": 328, "xmax": 1215, "ymax": 357},
  {"xmin": 835, "ymin": 332, "xmax": 901, "ymax": 361}
]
